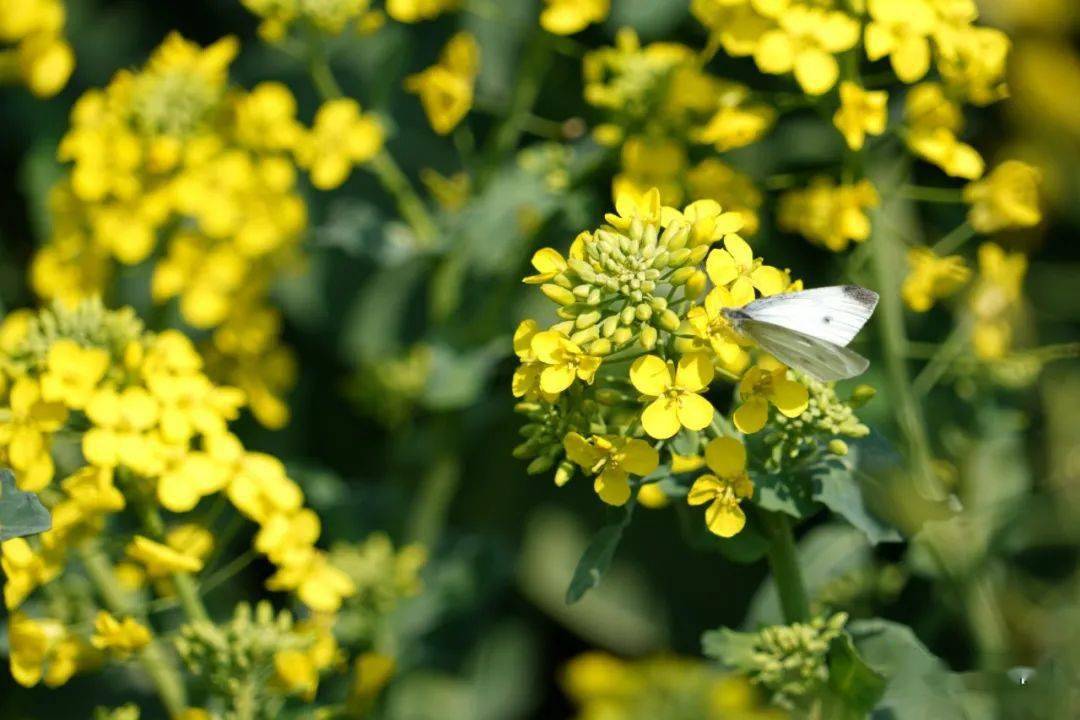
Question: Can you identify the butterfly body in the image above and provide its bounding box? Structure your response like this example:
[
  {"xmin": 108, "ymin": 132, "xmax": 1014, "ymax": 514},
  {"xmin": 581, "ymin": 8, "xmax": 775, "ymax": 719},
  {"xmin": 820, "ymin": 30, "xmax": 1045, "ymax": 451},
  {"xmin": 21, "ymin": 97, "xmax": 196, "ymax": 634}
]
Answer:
[{"xmin": 722, "ymin": 285, "xmax": 879, "ymax": 382}]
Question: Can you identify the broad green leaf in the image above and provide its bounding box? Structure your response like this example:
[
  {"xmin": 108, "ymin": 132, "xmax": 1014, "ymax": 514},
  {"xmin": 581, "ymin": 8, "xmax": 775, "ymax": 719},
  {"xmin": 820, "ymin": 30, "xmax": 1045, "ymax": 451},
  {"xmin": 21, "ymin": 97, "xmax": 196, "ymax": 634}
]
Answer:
[
  {"xmin": 701, "ymin": 627, "xmax": 758, "ymax": 669},
  {"xmin": 810, "ymin": 458, "xmax": 902, "ymax": 545},
  {"xmin": 848, "ymin": 618, "xmax": 971, "ymax": 719},
  {"xmin": 565, "ymin": 524, "xmax": 623, "ymax": 605},
  {"xmin": 422, "ymin": 339, "xmax": 508, "ymax": 410},
  {"xmin": 0, "ymin": 468, "xmax": 52, "ymax": 541},
  {"xmin": 824, "ymin": 632, "xmax": 887, "ymax": 719},
  {"xmin": 750, "ymin": 467, "xmax": 817, "ymax": 519}
]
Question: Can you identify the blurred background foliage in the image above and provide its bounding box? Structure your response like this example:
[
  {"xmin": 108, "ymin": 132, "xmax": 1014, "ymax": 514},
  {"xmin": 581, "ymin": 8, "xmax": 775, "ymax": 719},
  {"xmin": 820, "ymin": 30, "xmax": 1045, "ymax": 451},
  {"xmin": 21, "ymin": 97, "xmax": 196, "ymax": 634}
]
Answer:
[{"xmin": 0, "ymin": 0, "xmax": 1079, "ymax": 718}]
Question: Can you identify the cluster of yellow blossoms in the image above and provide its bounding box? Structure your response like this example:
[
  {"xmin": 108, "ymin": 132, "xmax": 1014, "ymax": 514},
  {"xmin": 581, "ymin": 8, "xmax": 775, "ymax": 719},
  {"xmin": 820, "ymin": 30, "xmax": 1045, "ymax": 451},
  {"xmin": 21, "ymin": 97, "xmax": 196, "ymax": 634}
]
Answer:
[
  {"xmin": 0, "ymin": 301, "xmax": 356, "ymax": 690},
  {"xmin": 0, "ymin": 0, "xmax": 74, "ymax": 97},
  {"xmin": 514, "ymin": 189, "xmax": 817, "ymax": 538},
  {"xmin": 30, "ymin": 33, "xmax": 385, "ymax": 429},
  {"xmin": 563, "ymin": 651, "xmax": 783, "ymax": 720}
]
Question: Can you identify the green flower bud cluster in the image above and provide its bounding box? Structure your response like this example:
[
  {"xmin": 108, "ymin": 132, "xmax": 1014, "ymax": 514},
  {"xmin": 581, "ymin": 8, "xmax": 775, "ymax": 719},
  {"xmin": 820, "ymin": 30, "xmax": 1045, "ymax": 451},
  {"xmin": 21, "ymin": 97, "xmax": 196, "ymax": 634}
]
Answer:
[
  {"xmin": 518, "ymin": 142, "xmax": 573, "ymax": 192},
  {"xmin": 747, "ymin": 612, "xmax": 848, "ymax": 710},
  {"xmin": 513, "ymin": 397, "xmax": 602, "ymax": 480},
  {"xmin": 544, "ymin": 220, "xmax": 706, "ymax": 356},
  {"xmin": 175, "ymin": 601, "xmax": 306, "ymax": 719},
  {"xmin": 764, "ymin": 375, "xmax": 870, "ymax": 469},
  {"xmin": 350, "ymin": 344, "xmax": 432, "ymax": 427},
  {"xmin": 329, "ymin": 532, "xmax": 427, "ymax": 644},
  {"xmin": 5, "ymin": 299, "xmax": 143, "ymax": 374}
]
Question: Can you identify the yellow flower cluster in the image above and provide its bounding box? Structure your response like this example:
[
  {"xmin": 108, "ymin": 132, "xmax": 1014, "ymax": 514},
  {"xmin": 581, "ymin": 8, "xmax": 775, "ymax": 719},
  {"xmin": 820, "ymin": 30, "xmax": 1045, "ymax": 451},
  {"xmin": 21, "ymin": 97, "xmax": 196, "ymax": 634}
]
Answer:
[
  {"xmin": 541, "ymin": 0, "xmax": 609, "ymax": 36},
  {"xmin": 514, "ymin": 188, "xmax": 809, "ymax": 537},
  {"xmin": 406, "ymin": 32, "xmax": 480, "ymax": 136},
  {"xmin": 240, "ymin": 0, "xmax": 384, "ymax": 41},
  {"xmin": 563, "ymin": 651, "xmax": 784, "ymax": 720},
  {"xmin": 583, "ymin": 28, "xmax": 771, "ymax": 221},
  {"xmin": 968, "ymin": 243, "xmax": 1028, "ymax": 360},
  {"xmin": 778, "ymin": 177, "xmax": 880, "ymax": 252},
  {"xmin": 30, "ymin": 33, "xmax": 381, "ymax": 429},
  {"xmin": 694, "ymin": 0, "xmax": 1007, "ymax": 100},
  {"xmin": 0, "ymin": 301, "xmax": 355, "ymax": 688},
  {"xmin": 0, "ymin": 0, "xmax": 74, "ymax": 97}
]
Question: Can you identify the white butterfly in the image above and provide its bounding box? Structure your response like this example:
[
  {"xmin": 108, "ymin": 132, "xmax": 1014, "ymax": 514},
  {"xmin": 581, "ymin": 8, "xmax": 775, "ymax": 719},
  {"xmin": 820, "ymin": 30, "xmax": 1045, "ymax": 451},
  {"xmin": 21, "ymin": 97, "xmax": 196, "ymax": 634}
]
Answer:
[{"xmin": 722, "ymin": 285, "xmax": 879, "ymax": 382}]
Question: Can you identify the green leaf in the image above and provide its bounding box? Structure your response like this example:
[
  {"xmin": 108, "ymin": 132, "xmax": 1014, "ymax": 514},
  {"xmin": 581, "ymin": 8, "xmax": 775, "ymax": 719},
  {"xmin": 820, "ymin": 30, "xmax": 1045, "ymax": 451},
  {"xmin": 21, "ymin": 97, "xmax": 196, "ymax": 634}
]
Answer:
[
  {"xmin": 701, "ymin": 627, "xmax": 758, "ymax": 670},
  {"xmin": 751, "ymin": 467, "xmax": 818, "ymax": 519},
  {"xmin": 848, "ymin": 618, "xmax": 971, "ymax": 719},
  {"xmin": 824, "ymin": 632, "xmax": 887, "ymax": 719},
  {"xmin": 810, "ymin": 458, "xmax": 902, "ymax": 545},
  {"xmin": 0, "ymin": 468, "xmax": 51, "ymax": 541},
  {"xmin": 565, "ymin": 505, "xmax": 634, "ymax": 605}
]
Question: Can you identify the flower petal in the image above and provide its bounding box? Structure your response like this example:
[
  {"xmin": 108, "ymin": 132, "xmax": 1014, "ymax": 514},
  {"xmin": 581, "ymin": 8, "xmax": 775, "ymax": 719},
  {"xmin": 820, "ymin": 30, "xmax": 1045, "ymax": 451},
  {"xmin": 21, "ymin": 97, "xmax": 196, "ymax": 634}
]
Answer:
[
  {"xmin": 688, "ymin": 474, "xmax": 723, "ymax": 506},
  {"xmin": 676, "ymin": 392, "xmax": 714, "ymax": 431},
  {"xmin": 723, "ymin": 234, "xmax": 754, "ymax": 270},
  {"xmin": 564, "ymin": 432, "xmax": 602, "ymax": 469},
  {"xmin": 704, "ymin": 437, "xmax": 747, "ymax": 477},
  {"xmin": 641, "ymin": 397, "xmax": 680, "ymax": 439},
  {"xmin": 619, "ymin": 439, "xmax": 659, "ymax": 476},
  {"xmin": 705, "ymin": 498, "xmax": 747, "ymax": 537},
  {"xmin": 733, "ymin": 396, "xmax": 769, "ymax": 434},
  {"xmin": 630, "ymin": 355, "xmax": 672, "ymax": 397},
  {"xmin": 540, "ymin": 364, "xmax": 576, "ymax": 394},
  {"xmin": 674, "ymin": 353, "xmax": 714, "ymax": 392},
  {"xmin": 594, "ymin": 468, "xmax": 631, "ymax": 506},
  {"xmin": 771, "ymin": 378, "xmax": 810, "ymax": 417},
  {"xmin": 705, "ymin": 249, "xmax": 737, "ymax": 286}
]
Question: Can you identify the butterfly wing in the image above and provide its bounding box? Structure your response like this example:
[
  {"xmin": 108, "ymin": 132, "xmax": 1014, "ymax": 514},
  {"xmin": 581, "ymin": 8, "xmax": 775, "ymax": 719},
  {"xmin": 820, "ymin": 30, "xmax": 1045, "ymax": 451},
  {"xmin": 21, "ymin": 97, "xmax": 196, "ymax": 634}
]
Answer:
[
  {"xmin": 738, "ymin": 319, "xmax": 870, "ymax": 382},
  {"xmin": 739, "ymin": 285, "xmax": 879, "ymax": 347}
]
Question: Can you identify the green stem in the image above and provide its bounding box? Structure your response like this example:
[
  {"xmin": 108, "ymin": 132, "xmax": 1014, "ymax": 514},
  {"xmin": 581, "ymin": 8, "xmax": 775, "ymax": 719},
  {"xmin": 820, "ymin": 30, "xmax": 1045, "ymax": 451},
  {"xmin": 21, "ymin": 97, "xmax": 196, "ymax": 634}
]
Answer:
[
  {"xmin": 478, "ymin": 33, "xmax": 552, "ymax": 188},
  {"xmin": 899, "ymin": 185, "xmax": 965, "ymax": 204},
  {"xmin": 368, "ymin": 151, "xmax": 439, "ymax": 247},
  {"xmin": 932, "ymin": 222, "xmax": 976, "ymax": 256},
  {"xmin": 406, "ymin": 454, "xmax": 460, "ymax": 548},
  {"xmin": 307, "ymin": 50, "xmax": 438, "ymax": 247},
  {"xmin": 759, "ymin": 510, "xmax": 810, "ymax": 623},
  {"xmin": 912, "ymin": 319, "xmax": 970, "ymax": 396},
  {"xmin": 80, "ymin": 548, "xmax": 188, "ymax": 718},
  {"xmin": 869, "ymin": 212, "xmax": 945, "ymax": 499}
]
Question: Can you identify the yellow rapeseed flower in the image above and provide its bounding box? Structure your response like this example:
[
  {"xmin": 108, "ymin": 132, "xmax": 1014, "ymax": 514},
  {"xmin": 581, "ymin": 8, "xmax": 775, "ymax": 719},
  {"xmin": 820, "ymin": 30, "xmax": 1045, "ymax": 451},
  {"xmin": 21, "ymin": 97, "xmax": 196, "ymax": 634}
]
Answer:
[
  {"xmin": 386, "ymin": 0, "xmax": 459, "ymax": 23},
  {"xmin": 563, "ymin": 432, "xmax": 659, "ymax": 506},
  {"xmin": 969, "ymin": 243, "xmax": 1027, "ymax": 360},
  {"xmin": 90, "ymin": 611, "xmax": 151, "ymax": 658},
  {"xmin": 126, "ymin": 535, "xmax": 204, "ymax": 575},
  {"xmin": 295, "ymin": 98, "xmax": 384, "ymax": 190},
  {"xmin": 531, "ymin": 331, "xmax": 602, "ymax": 394},
  {"xmin": 901, "ymin": 247, "xmax": 970, "ymax": 312},
  {"xmin": 688, "ymin": 437, "xmax": 754, "ymax": 537},
  {"xmin": 963, "ymin": 160, "xmax": 1041, "ymax": 234},
  {"xmin": 0, "ymin": 377, "xmax": 68, "ymax": 491},
  {"xmin": 833, "ymin": 82, "xmax": 888, "ymax": 151},
  {"xmin": 864, "ymin": 0, "xmax": 936, "ymax": 83},
  {"xmin": 630, "ymin": 354, "xmax": 715, "ymax": 440},
  {"xmin": 540, "ymin": 0, "xmax": 609, "ymax": 35},
  {"xmin": 733, "ymin": 362, "xmax": 809, "ymax": 434},
  {"xmin": 405, "ymin": 32, "xmax": 479, "ymax": 135},
  {"xmin": 7, "ymin": 613, "xmax": 87, "ymax": 688},
  {"xmin": 753, "ymin": 6, "xmax": 860, "ymax": 95},
  {"xmin": 778, "ymin": 178, "xmax": 880, "ymax": 252}
]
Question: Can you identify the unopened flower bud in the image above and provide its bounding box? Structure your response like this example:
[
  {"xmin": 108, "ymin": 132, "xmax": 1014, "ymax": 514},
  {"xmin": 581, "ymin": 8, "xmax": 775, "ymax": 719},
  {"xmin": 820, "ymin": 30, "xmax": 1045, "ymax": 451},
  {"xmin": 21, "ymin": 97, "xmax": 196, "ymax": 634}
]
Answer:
[{"xmin": 542, "ymin": 283, "xmax": 576, "ymax": 306}]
